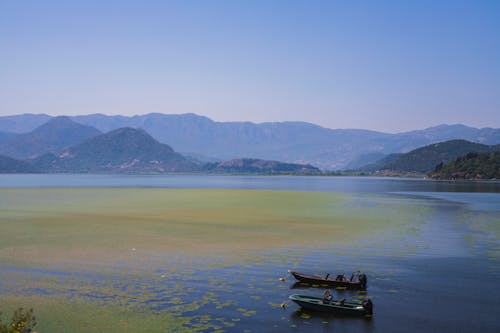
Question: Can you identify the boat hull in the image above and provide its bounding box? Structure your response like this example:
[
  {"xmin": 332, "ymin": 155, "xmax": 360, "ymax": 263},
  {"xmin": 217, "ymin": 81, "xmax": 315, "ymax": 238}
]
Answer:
[
  {"xmin": 289, "ymin": 294, "xmax": 372, "ymax": 316},
  {"xmin": 289, "ymin": 271, "xmax": 366, "ymax": 289}
]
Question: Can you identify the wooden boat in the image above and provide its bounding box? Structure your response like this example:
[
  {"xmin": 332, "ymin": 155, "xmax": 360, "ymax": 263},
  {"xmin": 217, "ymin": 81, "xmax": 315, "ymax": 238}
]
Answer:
[
  {"xmin": 289, "ymin": 270, "xmax": 367, "ymax": 289},
  {"xmin": 289, "ymin": 294, "xmax": 373, "ymax": 316}
]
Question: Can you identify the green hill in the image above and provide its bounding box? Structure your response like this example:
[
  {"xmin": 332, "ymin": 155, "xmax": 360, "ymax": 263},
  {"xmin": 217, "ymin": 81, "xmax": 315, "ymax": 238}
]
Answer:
[
  {"xmin": 40, "ymin": 127, "xmax": 199, "ymax": 173},
  {"xmin": 371, "ymin": 140, "xmax": 500, "ymax": 173},
  {"xmin": 428, "ymin": 152, "xmax": 500, "ymax": 180}
]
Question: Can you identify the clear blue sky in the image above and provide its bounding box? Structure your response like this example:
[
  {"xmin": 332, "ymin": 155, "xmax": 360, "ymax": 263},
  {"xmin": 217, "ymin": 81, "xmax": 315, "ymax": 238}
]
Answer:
[{"xmin": 1, "ymin": 0, "xmax": 499, "ymax": 132}]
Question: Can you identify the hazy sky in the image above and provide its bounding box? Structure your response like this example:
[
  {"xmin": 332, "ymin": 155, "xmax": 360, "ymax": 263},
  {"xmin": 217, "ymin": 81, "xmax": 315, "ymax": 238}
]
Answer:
[{"xmin": 1, "ymin": 0, "xmax": 499, "ymax": 132}]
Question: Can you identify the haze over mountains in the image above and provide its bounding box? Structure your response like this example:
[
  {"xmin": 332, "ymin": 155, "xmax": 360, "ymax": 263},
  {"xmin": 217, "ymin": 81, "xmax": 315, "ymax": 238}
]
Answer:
[
  {"xmin": 1, "ymin": 113, "xmax": 500, "ymax": 171},
  {"xmin": 0, "ymin": 116, "xmax": 322, "ymax": 174},
  {"xmin": 0, "ymin": 117, "xmax": 101, "ymax": 159}
]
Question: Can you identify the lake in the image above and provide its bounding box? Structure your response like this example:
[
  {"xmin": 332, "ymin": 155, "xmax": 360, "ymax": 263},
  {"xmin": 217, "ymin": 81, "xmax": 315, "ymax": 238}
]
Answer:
[{"xmin": 0, "ymin": 174, "xmax": 499, "ymax": 332}]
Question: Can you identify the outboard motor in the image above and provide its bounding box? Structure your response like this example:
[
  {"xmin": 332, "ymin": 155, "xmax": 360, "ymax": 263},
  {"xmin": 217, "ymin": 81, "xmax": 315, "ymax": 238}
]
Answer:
[
  {"xmin": 362, "ymin": 299, "xmax": 373, "ymax": 315},
  {"xmin": 358, "ymin": 273, "xmax": 367, "ymax": 289}
]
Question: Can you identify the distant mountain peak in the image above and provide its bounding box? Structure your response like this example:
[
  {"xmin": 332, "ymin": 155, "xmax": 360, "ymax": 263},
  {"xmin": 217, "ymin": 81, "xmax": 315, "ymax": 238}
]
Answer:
[
  {"xmin": 31, "ymin": 115, "xmax": 100, "ymax": 134},
  {"xmin": 45, "ymin": 115, "xmax": 72, "ymax": 123},
  {"xmin": 90, "ymin": 127, "xmax": 173, "ymax": 152},
  {"xmin": 427, "ymin": 124, "xmax": 471, "ymax": 129},
  {"xmin": 51, "ymin": 127, "xmax": 197, "ymax": 173},
  {"xmin": 0, "ymin": 116, "xmax": 101, "ymax": 159},
  {"xmin": 106, "ymin": 126, "xmax": 148, "ymax": 136}
]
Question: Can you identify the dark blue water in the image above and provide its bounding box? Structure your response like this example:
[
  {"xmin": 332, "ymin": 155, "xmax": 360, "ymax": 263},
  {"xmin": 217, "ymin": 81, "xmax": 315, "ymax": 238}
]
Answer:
[{"xmin": 1, "ymin": 174, "xmax": 499, "ymax": 332}]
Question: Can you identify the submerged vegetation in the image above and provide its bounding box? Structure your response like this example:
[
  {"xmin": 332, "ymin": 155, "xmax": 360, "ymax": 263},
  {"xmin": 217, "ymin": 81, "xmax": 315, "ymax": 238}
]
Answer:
[
  {"xmin": 0, "ymin": 307, "xmax": 36, "ymax": 333},
  {"xmin": 0, "ymin": 188, "xmax": 423, "ymax": 332},
  {"xmin": 1, "ymin": 187, "xmax": 495, "ymax": 332},
  {"xmin": 0, "ymin": 188, "xmax": 415, "ymax": 268}
]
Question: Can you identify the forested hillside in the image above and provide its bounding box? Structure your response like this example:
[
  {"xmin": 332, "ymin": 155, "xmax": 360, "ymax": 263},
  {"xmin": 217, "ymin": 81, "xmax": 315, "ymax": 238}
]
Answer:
[{"xmin": 428, "ymin": 152, "xmax": 500, "ymax": 180}]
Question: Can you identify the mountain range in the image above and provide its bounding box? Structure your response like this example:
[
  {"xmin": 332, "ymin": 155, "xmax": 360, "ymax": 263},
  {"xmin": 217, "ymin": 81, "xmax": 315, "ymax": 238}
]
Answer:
[
  {"xmin": 1, "ymin": 113, "xmax": 500, "ymax": 170},
  {"xmin": 0, "ymin": 119, "xmax": 320, "ymax": 174}
]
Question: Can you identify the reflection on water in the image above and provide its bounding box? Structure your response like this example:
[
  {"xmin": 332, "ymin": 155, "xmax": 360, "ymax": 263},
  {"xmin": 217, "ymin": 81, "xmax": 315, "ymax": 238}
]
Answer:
[
  {"xmin": 0, "ymin": 175, "xmax": 499, "ymax": 332},
  {"xmin": 397, "ymin": 191, "xmax": 500, "ymax": 211}
]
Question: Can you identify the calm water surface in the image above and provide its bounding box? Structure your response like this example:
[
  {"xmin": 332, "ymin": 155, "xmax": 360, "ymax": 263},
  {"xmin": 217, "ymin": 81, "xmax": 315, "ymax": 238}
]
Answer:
[
  {"xmin": 1, "ymin": 173, "xmax": 500, "ymax": 193},
  {"xmin": 1, "ymin": 174, "xmax": 499, "ymax": 332}
]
